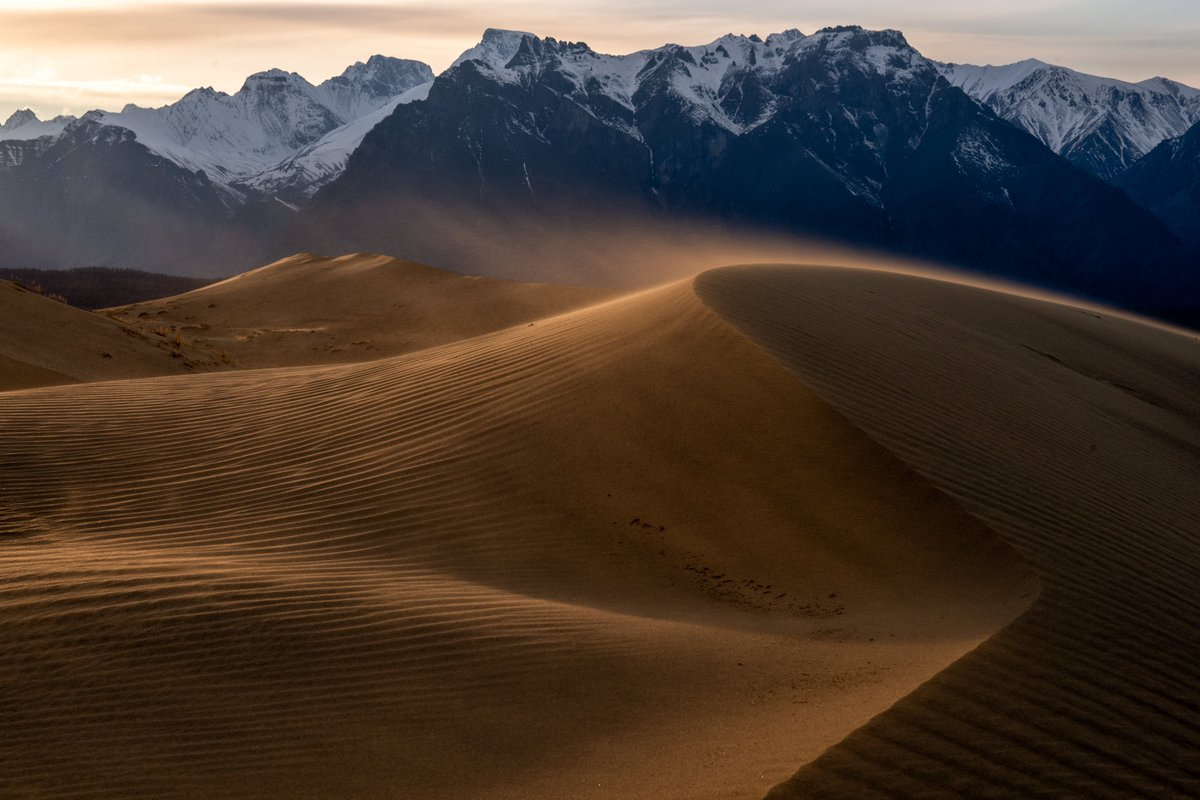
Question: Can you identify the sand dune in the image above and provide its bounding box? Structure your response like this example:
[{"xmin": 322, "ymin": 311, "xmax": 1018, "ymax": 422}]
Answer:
[
  {"xmin": 0, "ymin": 274, "xmax": 1033, "ymax": 799},
  {"xmin": 0, "ymin": 279, "xmax": 201, "ymax": 391},
  {"xmin": 105, "ymin": 252, "xmax": 613, "ymax": 370},
  {"xmin": 695, "ymin": 266, "xmax": 1200, "ymax": 798}
]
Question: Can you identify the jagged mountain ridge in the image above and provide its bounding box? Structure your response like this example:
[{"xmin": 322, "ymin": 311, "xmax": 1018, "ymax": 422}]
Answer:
[
  {"xmin": 939, "ymin": 60, "xmax": 1200, "ymax": 180},
  {"xmin": 0, "ymin": 56, "xmax": 433, "ymax": 200},
  {"xmin": 309, "ymin": 26, "xmax": 1196, "ymax": 310},
  {"xmin": 0, "ymin": 109, "xmax": 76, "ymax": 141},
  {"xmin": 1, "ymin": 25, "xmax": 1197, "ymax": 314}
]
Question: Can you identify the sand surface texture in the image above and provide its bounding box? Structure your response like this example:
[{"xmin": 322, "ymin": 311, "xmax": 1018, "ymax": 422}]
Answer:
[
  {"xmin": 696, "ymin": 265, "xmax": 1200, "ymax": 798},
  {"xmin": 0, "ymin": 270, "xmax": 1033, "ymax": 798},
  {"xmin": 0, "ymin": 280, "xmax": 196, "ymax": 391},
  {"xmin": 105, "ymin": 252, "xmax": 612, "ymax": 370}
]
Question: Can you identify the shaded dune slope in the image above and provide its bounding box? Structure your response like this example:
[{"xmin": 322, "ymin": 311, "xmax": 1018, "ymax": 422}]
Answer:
[
  {"xmin": 695, "ymin": 266, "xmax": 1200, "ymax": 798},
  {"xmin": 106, "ymin": 252, "xmax": 613, "ymax": 370},
  {"xmin": 0, "ymin": 280, "xmax": 197, "ymax": 391},
  {"xmin": 0, "ymin": 279, "xmax": 1032, "ymax": 799}
]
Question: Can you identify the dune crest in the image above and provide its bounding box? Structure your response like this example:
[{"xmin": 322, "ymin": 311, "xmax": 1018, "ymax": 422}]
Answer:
[
  {"xmin": 0, "ymin": 274, "xmax": 1033, "ymax": 799},
  {"xmin": 696, "ymin": 265, "xmax": 1200, "ymax": 798},
  {"xmin": 105, "ymin": 252, "xmax": 614, "ymax": 370}
]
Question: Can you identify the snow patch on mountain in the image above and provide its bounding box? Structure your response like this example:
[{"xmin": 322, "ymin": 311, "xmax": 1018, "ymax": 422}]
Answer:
[
  {"xmin": 317, "ymin": 56, "xmax": 434, "ymax": 121},
  {"xmin": 249, "ymin": 81, "xmax": 432, "ymax": 199},
  {"xmin": 452, "ymin": 28, "xmax": 539, "ymax": 72},
  {"xmin": 0, "ymin": 109, "xmax": 76, "ymax": 141},
  {"xmin": 1, "ymin": 56, "xmax": 433, "ymax": 199},
  {"xmin": 939, "ymin": 59, "xmax": 1200, "ymax": 177},
  {"xmin": 91, "ymin": 69, "xmax": 345, "ymax": 192},
  {"xmin": 450, "ymin": 28, "xmax": 816, "ymax": 135}
]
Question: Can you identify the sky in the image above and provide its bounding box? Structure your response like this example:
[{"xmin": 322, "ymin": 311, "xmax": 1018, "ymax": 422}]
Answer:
[{"xmin": 1, "ymin": 0, "xmax": 1198, "ymax": 119}]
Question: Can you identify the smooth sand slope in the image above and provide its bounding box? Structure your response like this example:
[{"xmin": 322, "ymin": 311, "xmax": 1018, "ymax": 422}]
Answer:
[
  {"xmin": 0, "ymin": 279, "xmax": 200, "ymax": 391},
  {"xmin": 0, "ymin": 275, "xmax": 1033, "ymax": 799},
  {"xmin": 105, "ymin": 252, "xmax": 613, "ymax": 369},
  {"xmin": 695, "ymin": 266, "xmax": 1200, "ymax": 798}
]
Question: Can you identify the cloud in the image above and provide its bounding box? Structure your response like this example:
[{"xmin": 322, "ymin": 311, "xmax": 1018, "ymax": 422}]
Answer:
[
  {"xmin": 0, "ymin": 72, "xmax": 192, "ymax": 114},
  {"xmin": 0, "ymin": 0, "xmax": 1196, "ymax": 117}
]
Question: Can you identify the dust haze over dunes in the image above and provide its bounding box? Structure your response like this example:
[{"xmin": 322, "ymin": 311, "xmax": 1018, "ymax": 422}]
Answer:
[
  {"xmin": 106, "ymin": 252, "xmax": 613, "ymax": 369},
  {"xmin": 2, "ymin": 250, "xmax": 1199, "ymax": 797},
  {"xmin": 0, "ymin": 258, "xmax": 1037, "ymax": 798},
  {"xmin": 0, "ymin": 279, "xmax": 197, "ymax": 391}
]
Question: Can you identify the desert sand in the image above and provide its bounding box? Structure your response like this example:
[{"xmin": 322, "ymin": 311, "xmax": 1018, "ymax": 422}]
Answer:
[
  {"xmin": 0, "ymin": 279, "xmax": 199, "ymax": 390},
  {"xmin": 0, "ymin": 259, "xmax": 1035, "ymax": 799},
  {"xmin": 2, "ymin": 255, "xmax": 1196, "ymax": 798},
  {"xmin": 104, "ymin": 252, "xmax": 613, "ymax": 370},
  {"xmin": 695, "ymin": 266, "xmax": 1200, "ymax": 798}
]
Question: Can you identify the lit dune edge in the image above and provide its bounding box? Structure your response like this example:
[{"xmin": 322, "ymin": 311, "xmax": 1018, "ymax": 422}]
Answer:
[
  {"xmin": 105, "ymin": 252, "xmax": 615, "ymax": 370},
  {"xmin": 0, "ymin": 267, "xmax": 1036, "ymax": 799},
  {"xmin": 694, "ymin": 266, "xmax": 1200, "ymax": 798}
]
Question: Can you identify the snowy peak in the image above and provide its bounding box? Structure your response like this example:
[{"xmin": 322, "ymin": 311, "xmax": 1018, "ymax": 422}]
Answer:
[
  {"xmin": 318, "ymin": 55, "xmax": 433, "ymax": 120},
  {"xmin": 448, "ymin": 27, "xmax": 817, "ymax": 134},
  {"xmin": 1137, "ymin": 76, "xmax": 1200, "ymax": 101},
  {"xmin": 12, "ymin": 53, "xmax": 436, "ymax": 198},
  {"xmin": 247, "ymin": 81, "xmax": 433, "ymax": 201},
  {"xmin": 938, "ymin": 59, "xmax": 1048, "ymax": 99},
  {"xmin": 442, "ymin": 25, "xmax": 950, "ymax": 139},
  {"xmin": 793, "ymin": 26, "xmax": 935, "ymax": 85},
  {"xmin": 0, "ymin": 108, "xmax": 76, "ymax": 141},
  {"xmin": 240, "ymin": 67, "xmax": 307, "ymax": 91},
  {"xmin": 939, "ymin": 59, "xmax": 1200, "ymax": 178},
  {"xmin": 452, "ymin": 28, "xmax": 540, "ymax": 71},
  {"xmin": 2, "ymin": 109, "xmax": 38, "ymax": 130}
]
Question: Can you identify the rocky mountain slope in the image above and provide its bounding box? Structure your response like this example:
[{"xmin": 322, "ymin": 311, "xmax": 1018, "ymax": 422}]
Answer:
[
  {"xmin": 306, "ymin": 26, "xmax": 1196, "ymax": 309},
  {"xmin": 2, "ymin": 27, "xmax": 1197, "ymax": 314},
  {"xmin": 0, "ymin": 56, "xmax": 432, "ymax": 200},
  {"xmin": 939, "ymin": 60, "xmax": 1200, "ymax": 180}
]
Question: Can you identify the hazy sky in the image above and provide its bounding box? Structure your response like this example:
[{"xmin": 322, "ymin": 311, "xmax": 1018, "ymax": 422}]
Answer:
[{"xmin": 2, "ymin": 0, "xmax": 1197, "ymax": 119}]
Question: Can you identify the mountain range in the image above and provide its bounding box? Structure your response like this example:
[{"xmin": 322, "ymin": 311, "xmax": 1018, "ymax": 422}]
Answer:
[
  {"xmin": 1, "ymin": 55, "xmax": 432, "ymax": 201},
  {"xmin": 939, "ymin": 59, "xmax": 1200, "ymax": 181},
  {"xmin": 2, "ymin": 26, "xmax": 1199, "ymax": 318}
]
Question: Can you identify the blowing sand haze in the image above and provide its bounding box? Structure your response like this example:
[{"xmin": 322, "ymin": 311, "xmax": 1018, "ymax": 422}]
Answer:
[
  {"xmin": 3, "ymin": 6, "xmax": 1200, "ymax": 799},
  {"xmin": 5, "ymin": 248, "xmax": 1200, "ymax": 797}
]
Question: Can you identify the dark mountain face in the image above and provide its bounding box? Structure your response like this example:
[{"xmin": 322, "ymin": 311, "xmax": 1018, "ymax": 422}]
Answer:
[
  {"xmin": 0, "ymin": 120, "xmax": 278, "ymax": 275},
  {"xmin": 1, "ymin": 27, "xmax": 1196, "ymax": 311},
  {"xmin": 0, "ymin": 137, "xmax": 52, "ymax": 169},
  {"xmin": 1118, "ymin": 120, "xmax": 1200, "ymax": 252},
  {"xmin": 305, "ymin": 26, "xmax": 1197, "ymax": 310}
]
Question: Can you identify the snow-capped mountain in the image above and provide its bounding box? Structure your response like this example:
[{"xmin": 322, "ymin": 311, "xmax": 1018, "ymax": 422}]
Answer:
[
  {"xmin": 938, "ymin": 59, "xmax": 1200, "ymax": 180},
  {"xmin": 0, "ymin": 55, "xmax": 433, "ymax": 273},
  {"xmin": 0, "ymin": 109, "xmax": 76, "ymax": 140},
  {"xmin": 0, "ymin": 116, "xmax": 272, "ymax": 272},
  {"xmin": 248, "ymin": 82, "xmax": 432, "ymax": 204},
  {"xmin": 0, "ymin": 56, "xmax": 433, "ymax": 199},
  {"xmin": 310, "ymin": 26, "xmax": 1195, "ymax": 309},
  {"xmin": 0, "ymin": 111, "xmax": 73, "ymax": 168},
  {"xmin": 2, "ymin": 24, "xmax": 1196, "ymax": 312},
  {"xmin": 446, "ymin": 26, "xmax": 808, "ymax": 137},
  {"xmin": 316, "ymin": 55, "xmax": 433, "ymax": 121},
  {"xmin": 91, "ymin": 69, "xmax": 345, "ymax": 192}
]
